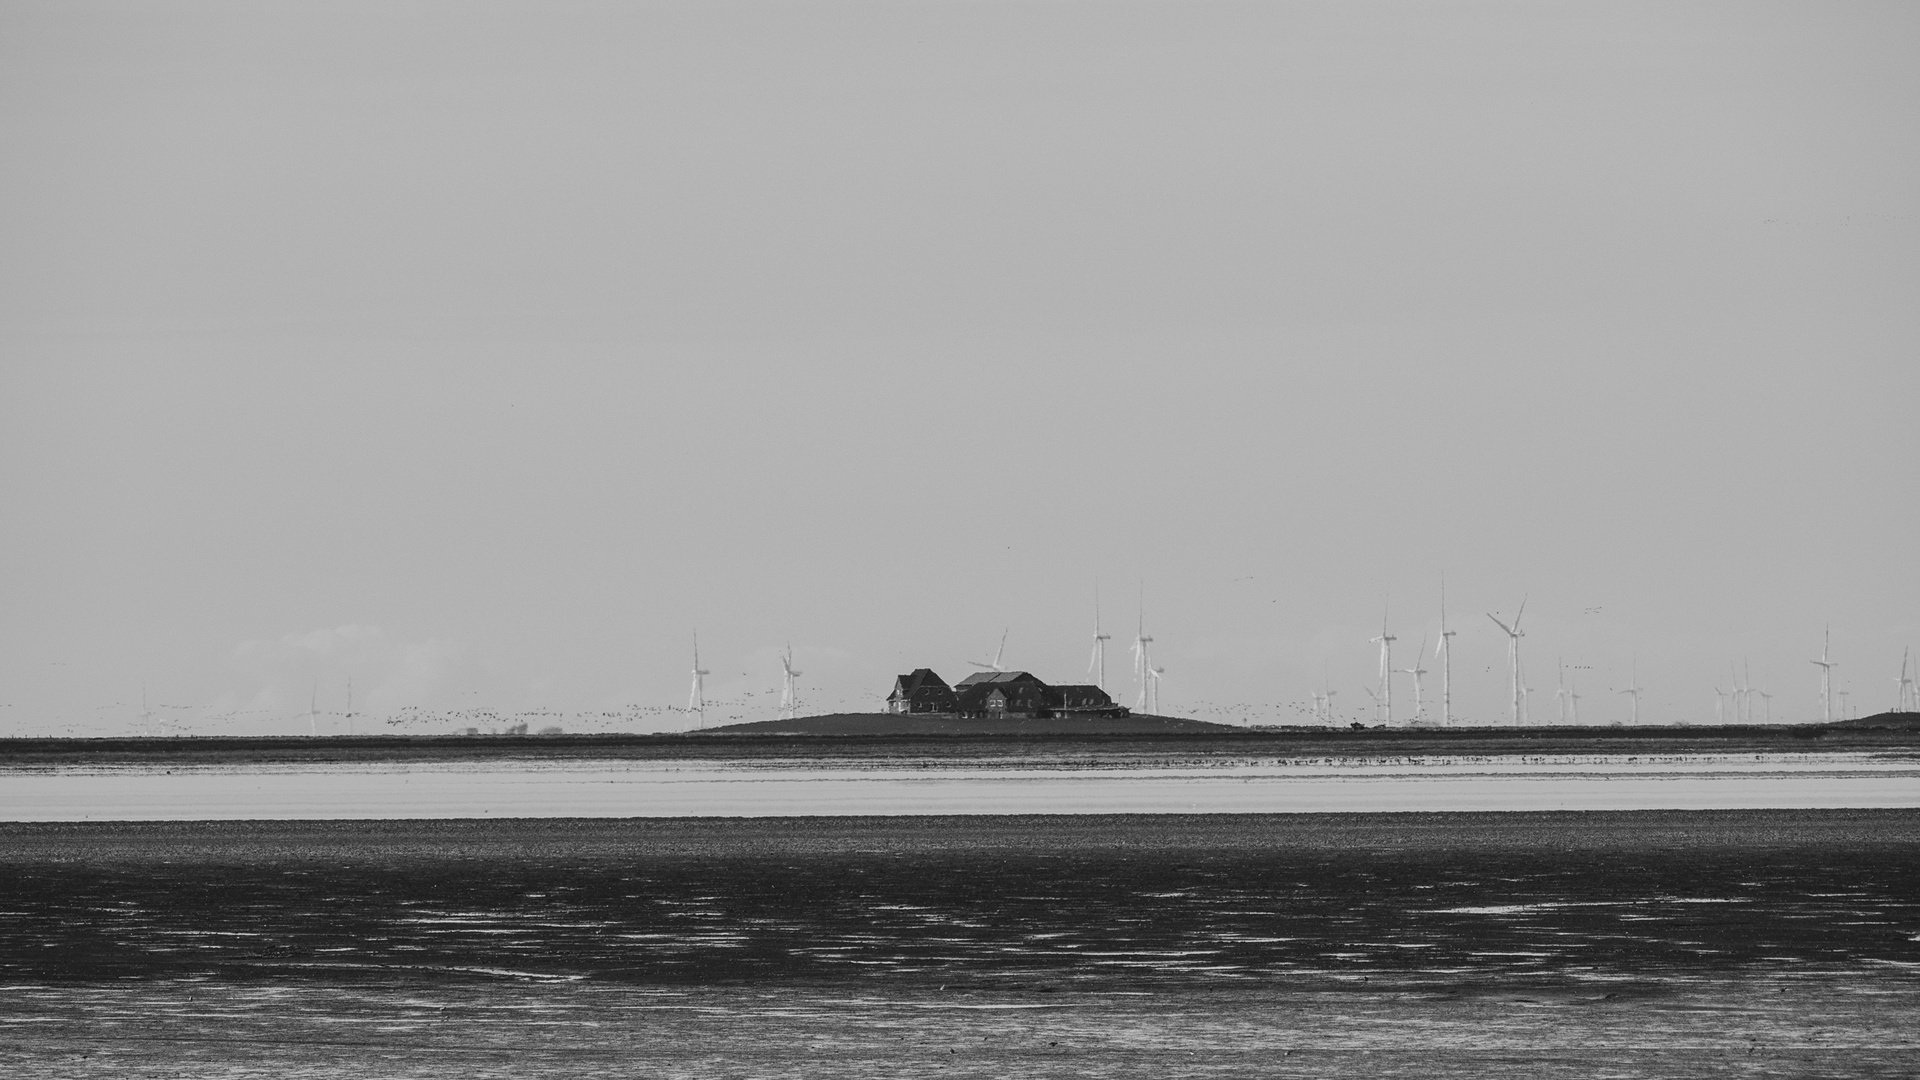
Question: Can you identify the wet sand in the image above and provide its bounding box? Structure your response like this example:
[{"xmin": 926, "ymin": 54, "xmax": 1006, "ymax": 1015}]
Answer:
[
  {"xmin": 5, "ymin": 752, "xmax": 1917, "ymax": 820},
  {"xmin": 2, "ymin": 812, "xmax": 1917, "ymax": 1076},
  {"xmin": 7, "ymin": 978, "xmax": 1917, "ymax": 1079}
]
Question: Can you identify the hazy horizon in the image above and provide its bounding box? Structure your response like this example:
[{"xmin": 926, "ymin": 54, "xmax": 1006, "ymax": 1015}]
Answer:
[{"xmin": 3, "ymin": 1, "xmax": 1916, "ymax": 736}]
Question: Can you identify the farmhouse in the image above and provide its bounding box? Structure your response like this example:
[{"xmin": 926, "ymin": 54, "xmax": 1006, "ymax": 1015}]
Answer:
[
  {"xmin": 886, "ymin": 668, "xmax": 958, "ymax": 714},
  {"xmin": 886, "ymin": 669, "xmax": 1125, "ymax": 719}
]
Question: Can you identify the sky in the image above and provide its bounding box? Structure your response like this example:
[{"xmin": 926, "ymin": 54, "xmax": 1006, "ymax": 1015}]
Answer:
[{"xmin": 2, "ymin": 0, "xmax": 1916, "ymax": 736}]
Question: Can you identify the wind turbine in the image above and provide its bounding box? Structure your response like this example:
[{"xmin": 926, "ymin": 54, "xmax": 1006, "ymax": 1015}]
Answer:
[
  {"xmin": 779, "ymin": 645, "xmax": 802, "ymax": 720},
  {"xmin": 1713, "ymin": 685, "xmax": 1729, "ymax": 725},
  {"xmin": 345, "ymin": 676, "xmax": 354, "ymax": 736},
  {"xmin": 1757, "ymin": 689, "xmax": 1774, "ymax": 723},
  {"xmin": 971, "ymin": 629, "xmax": 1010, "ymax": 673},
  {"xmin": 688, "ymin": 631, "xmax": 711, "ymax": 728},
  {"xmin": 1131, "ymin": 590, "xmax": 1154, "ymax": 713},
  {"xmin": 1397, "ymin": 637, "xmax": 1429, "ymax": 726},
  {"xmin": 1556, "ymin": 658, "xmax": 1572, "ymax": 725},
  {"xmin": 1618, "ymin": 658, "xmax": 1643, "ymax": 726},
  {"xmin": 1810, "ymin": 626, "xmax": 1838, "ymax": 723},
  {"xmin": 1838, "ymin": 689, "xmax": 1853, "ymax": 720},
  {"xmin": 1896, "ymin": 647, "xmax": 1917, "ymax": 712},
  {"xmin": 1436, "ymin": 578, "xmax": 1457, "ymax": 726},
  {"xmin": 1089, "ymin": 583, "xmax": 1111, "ymax": 691},
  {"xmin": 1569, "ymin": 672, "xmax": 1583, "ymax": 726},
  {"xmin": 1144, "ymin": 661, "xmax": 1165, "ymax": 715},
  {"xmin": 1487, "ymin": 598, "xmax": 1528, "ymax": 726},
  {"xmin": 1370, "ymin": 604, "xmax": 1395, "ymax": 726},
  {"xmin": 309, "ymin": 679, "xmax": 319, "ymax": 737}
]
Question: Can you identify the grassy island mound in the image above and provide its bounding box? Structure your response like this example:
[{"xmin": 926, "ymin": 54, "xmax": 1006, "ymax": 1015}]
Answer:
[{"xmin": 696, "ymin": 712, "xmax": 1240, "ymax": 736}]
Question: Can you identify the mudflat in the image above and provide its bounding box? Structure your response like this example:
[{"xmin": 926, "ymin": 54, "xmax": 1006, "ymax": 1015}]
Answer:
[{"xmin": 2, "ymin": 811, "xmax": 1916, "ymax": 1076}]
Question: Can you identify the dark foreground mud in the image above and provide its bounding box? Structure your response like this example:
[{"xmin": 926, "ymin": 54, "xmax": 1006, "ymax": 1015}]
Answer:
[{"xmin": 2, "ymin": 811, "xmax": 1917, "ymax": 1077}]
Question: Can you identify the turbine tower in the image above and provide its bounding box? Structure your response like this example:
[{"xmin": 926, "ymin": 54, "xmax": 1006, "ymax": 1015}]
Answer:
[
  {"xmin": 1397, "ymin": 637, "xmax": 1429, "ymax": 726},
  {"xmin": 971, "ymin": 629, "xmax": 1010, "ymax": 673},
  {"xmin": 1312, "ymin": 673, "xmax": 1338, "ymax": 725},
  {"xmin": 1436, "ymin": 578, "xmax": 1457, "ymax": 726},
  {"xmin": 1895, "ymin": 647, "xmax": 1917, "ymax": 712},
  {"xmin": 309, "ymin": 680, "xmax": 319, "ymax": 737},
  {"xmin": 1131, "ymin": 590, "xmax": 1155, "ymax": 714},
  {"xmin": 779, "ymin": 645, "xmax": 803, "ymax": 720},
  {"xmin": 1569, "ymin": 672, "xmax": 1583, "ymax": 726},
  {"xmin": 1556, "ymin": 658, "xmax": 1572, "ymax": 725},
  {"xmin": 1618, "ymin": 658, "xmax": 1643, "ymax": 726},
  {"xmin": 1370, "ymin": 604, "xmax": 1396, "ymax": 726},
  {"xmin": 688, "ymin": 632, "xmax": 711, "ymax": 728},
  {"xmin": 1089, "ymin": 583, "xmax": 1111, "ymax": 691},
  {"xmin": 1757, "ymin": 689, "xmax": 1774, "ymax": 723},
  {"xmin": 345, "ymin": 675, "xmax": 354, "ymax": 736},
  {"xmin": 1487, "ymin": 598, "xmax": 1528, "ymax": 726},
  {"xmin": 1810, "ymin": 626, "xmax": 1838, "ymax": 724}
]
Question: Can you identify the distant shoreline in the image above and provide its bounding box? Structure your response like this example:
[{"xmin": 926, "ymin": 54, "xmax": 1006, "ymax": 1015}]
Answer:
[{"xmin": 1, "ymin": 713, "xmax": 1914, "ymax": 768}]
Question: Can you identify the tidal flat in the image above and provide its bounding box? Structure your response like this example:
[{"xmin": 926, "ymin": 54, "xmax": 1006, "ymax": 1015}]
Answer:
[
  {"xmin": 5, "ymin": 750, "xmax": 1916, "ymax": 819},
  {"xmin": 2, "ymin": 812, "xmax": 1917, "ymax": 1077}
]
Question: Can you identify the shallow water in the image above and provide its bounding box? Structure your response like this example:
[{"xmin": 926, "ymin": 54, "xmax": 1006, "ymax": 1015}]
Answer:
[
  {"xmin": 8, "ymin": 814, "xmax": 1916, "ymax": 986},
  {"xmin": 5, "ymin": 812, "xmax": 1916, "ymax": 1076}
]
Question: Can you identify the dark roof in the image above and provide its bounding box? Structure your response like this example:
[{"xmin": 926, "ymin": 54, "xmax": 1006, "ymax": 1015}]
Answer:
[
  {"xmin": 953, "ymin": 670, "xmax": 1042, "ymax": 688},
  {"xmin": 891, "ymin": 668, "xmax": 951, "ymax": 696},
  {"xmin": 1049, "ymin": 684, "xmax": 1115, "ymax": 704},
  {"xmin": 953, "ymin": 679, "xmax": 1051, "ymax": 712}
]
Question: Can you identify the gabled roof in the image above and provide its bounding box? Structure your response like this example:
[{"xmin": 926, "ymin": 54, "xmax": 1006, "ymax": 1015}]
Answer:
[
  {"xmin": 890, "ymin": 668, "xmax": 952, "ymax": 699},
  {"xmin": 953, "ymin": 670, "xmax": 1042, "ymax": 688},
  {"xmin": 1048, "ymin": 684, "xmax": 1115, "ymax": 707},
  {"xmin": 953, "ymin": 678, "xmax": 1050, "ymax": 710}
]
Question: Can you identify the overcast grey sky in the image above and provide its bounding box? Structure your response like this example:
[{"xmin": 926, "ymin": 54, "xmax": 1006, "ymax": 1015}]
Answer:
[{"xmin": 3, "ymin": 0, "xmax": 1916, "ymax": 734}]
